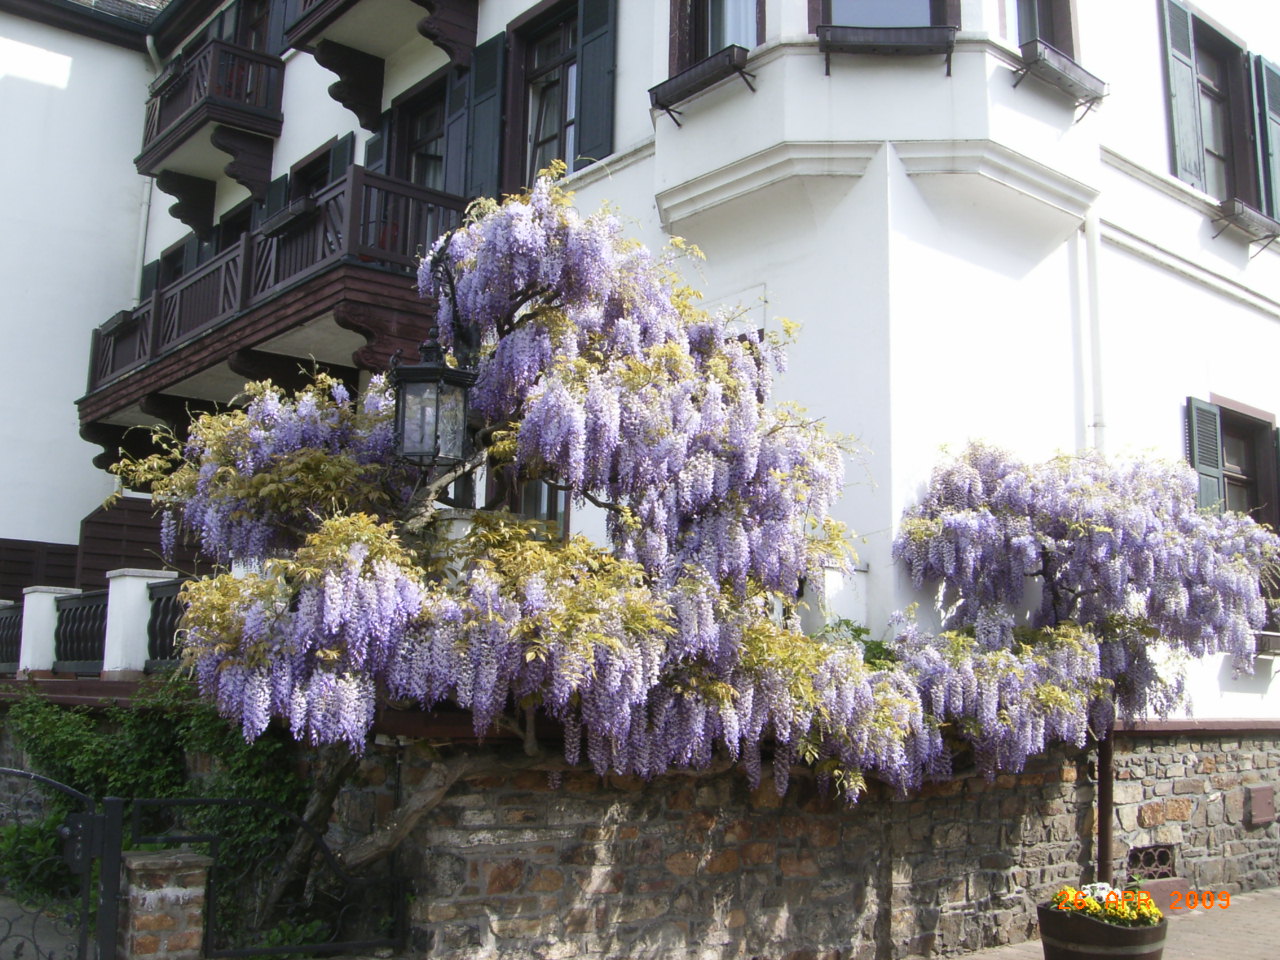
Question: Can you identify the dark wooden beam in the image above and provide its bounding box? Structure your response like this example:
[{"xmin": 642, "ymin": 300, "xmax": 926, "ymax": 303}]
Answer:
[
  {"xmin": 314, "ymin": 41, "xmax": 385, "ymax": 132},
  {"xmin": 415, "ymin": 0, "xmax": 479, "ymax": 69},
  {"xmin": 79, "ymin": 421, "xmax": 157, "ymax": 472},
  {"xmin": 334, "ymin": 299, "xmax": 435, "ymax": 372},
  {"xmin": 154, "ymin": 171, "xmax": 216, "ymax": 239},
  {"xmin": 228, "ymin": 349, "xmax": 360, "ymax": 395},
  {"xmin": 211, "ymin": 126, "xmax": 275, "ymax": 201},
  {"xmin": 0, "ymin": 0, "xmax": 148, "ymax": 51},
  {"xmin": 138, "ymin": 393, "xmax": 224, "ymax": 438}
]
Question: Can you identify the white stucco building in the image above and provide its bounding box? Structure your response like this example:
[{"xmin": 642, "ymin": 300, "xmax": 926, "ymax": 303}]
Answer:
[{"xmin": 2, "ymin": 0, "xmax": 1280, "ymax": 717}]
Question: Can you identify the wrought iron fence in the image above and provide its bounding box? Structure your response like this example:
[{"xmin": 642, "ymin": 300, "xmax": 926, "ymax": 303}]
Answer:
[
  {"xmin": 127, "ymin": 797, "xmax": 404, "ymax": 957},
  {"xmin": 0, "ymin": 769, "xmax": 117, "ymax": 960}
]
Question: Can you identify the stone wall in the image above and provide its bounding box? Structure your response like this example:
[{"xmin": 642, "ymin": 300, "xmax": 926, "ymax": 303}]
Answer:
[
  {"xmin": 1109, "ymin": 730, "xmax": 1280, "ymax": 892},
  {"xmin": 330, "ymin": 728, "xmax": 1280, "ymax": 960},
  {"xmin": 337, "ymin": 744, "xmax": 1095, "ymax": 960}
]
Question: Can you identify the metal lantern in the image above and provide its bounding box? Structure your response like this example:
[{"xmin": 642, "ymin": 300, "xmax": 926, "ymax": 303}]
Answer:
[{"xmin": 391, "ymin": 332, "xmax": 478, "ymax": 470}]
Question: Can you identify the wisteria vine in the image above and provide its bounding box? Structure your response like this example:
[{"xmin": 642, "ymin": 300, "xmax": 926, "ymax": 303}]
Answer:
[{"xmin": 128, "ymin": 177, "xmax": 1280, "ymax": 800}]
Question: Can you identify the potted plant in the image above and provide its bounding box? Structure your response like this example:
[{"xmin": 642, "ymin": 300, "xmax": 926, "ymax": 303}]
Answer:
[{"xmin": 1037, "ymin": 883, "xmax": 1166, "ymax": 960}]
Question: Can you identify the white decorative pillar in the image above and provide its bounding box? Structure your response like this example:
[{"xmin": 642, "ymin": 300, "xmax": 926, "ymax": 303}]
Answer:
[
  {"xmin": 103, "ymin": 569, "xmax": 178, "ymax": 679},
  {"xmin": 19, "ymin": 585, "xmax": 81, "ymax": 673}
]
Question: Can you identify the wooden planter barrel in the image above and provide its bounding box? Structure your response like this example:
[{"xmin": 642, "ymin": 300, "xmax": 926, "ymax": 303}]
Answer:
[{"xmin": 1036, "ymin": 904, "xmax": 1167, "ymax": 960}]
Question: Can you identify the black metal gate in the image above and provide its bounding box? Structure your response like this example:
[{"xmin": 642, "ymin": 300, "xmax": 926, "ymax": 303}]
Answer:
[
  {"xmin": 0, "ymin": 769, "xmax": 403, "ymax": 960},
  {"xmin": 0, "ymin": 768, "xmax": 120, "ymax": 960}
]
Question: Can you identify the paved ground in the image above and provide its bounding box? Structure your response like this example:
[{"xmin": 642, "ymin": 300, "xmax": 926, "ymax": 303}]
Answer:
[{"xmin": 964, "ymin": 885, "xmax": 1280, "ymax": 960}]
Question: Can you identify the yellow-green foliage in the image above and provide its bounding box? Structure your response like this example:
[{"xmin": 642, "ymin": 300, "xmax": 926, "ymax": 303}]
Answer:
[{"xmin": 113, "ymin": 377, "xmax": 395, "ymax": 523}]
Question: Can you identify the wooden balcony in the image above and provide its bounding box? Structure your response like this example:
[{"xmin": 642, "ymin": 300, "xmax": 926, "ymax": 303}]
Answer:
[
  {"xmin": 285, "ymin": 0, "xmax": 354, "ymax": 48},
  {"xmin": 137, "ymin": 38, "xmax": 284, "ymax": 177},
  {"xmin": 86, "ymin": 165, "xmax": 467, "ymax": 396}
]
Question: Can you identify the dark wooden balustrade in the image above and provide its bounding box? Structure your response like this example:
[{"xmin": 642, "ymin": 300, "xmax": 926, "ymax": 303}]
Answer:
[
  {"xmin": 142, "ymin": 39, "xmax": 284, "ymax": 156},
  {"xmin": 284, "ymin": 0, "xmax": 355, "ymax": 49},
  {"xmin": 54, "ymin": 590, "xmax": 108, "ymax": 674},
  {"xmin": 88, "ymin": 166, "xmax": 467, "ymax": 392},
  {"xmin": 0, "ymin": 605, "xmax": 22, "ymax": 668},
  {"xmin": 147, "ymin": 578, "xmax": 188, "ymax": 664}
]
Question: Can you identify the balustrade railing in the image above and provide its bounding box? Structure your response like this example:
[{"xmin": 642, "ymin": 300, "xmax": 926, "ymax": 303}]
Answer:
[
  {"xmin": 89, "ymin": 167, "xmax": 467, "ymax": 391},
  {"xmin": 142, "ymin": 39, "xmax": 284, "ymax": 153},
  {"xmin": 54, "ymin": 590, "xmax": 108, "ymax": 673},
  {"xmin": 147, "ymin": 578, "xmax": 188, "ymax": 664},
  {"xmin": 0, "ymin": 605, "xmax": 22, "ymax": 669}
]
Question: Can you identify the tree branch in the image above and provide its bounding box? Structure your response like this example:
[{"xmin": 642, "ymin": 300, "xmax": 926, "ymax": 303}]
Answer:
[
  {"xmin": 400, "ymin": 446, "xmax": 490, "ymax": 535},
  {"xmin": 548, "ymin": 482, "xmax": 625, "ymax": 515},
  {"xmin": 256, "ymin": 743, "xmax": 360, "ymax": 928}
]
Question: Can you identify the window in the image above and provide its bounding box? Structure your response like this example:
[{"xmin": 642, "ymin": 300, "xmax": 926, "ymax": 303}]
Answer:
[
  {"xmin": 1017, "ymin": 0, "xmax": 1075, "ymax": 58},
  {"xmin": 526, "ymin": 13, "xmax": 579, "ymax": 183},
  {"xmin": 474, "ymin": 0, "xmax": 615, "ymax": 198},
  {"xmin": 1160, "ymin": 1, "xmax": 1270, "ymax": 211},
  {"xmin": 670, "ymin": 0, "xmax": 760, "ymax": 74},
  {"xmin": 1186, "ymin": 396, "xmax": 1279, "ymax": 528},
  {"xmin": 814, "ymin": 0, "xmax": 958, "ymax": 29},
  {"xmin": 826, "ymin": 0, "xmax": 930, "ymax": 26}
]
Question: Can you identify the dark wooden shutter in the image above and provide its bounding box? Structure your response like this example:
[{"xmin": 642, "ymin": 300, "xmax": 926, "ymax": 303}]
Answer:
[
  {"xmin": 444, "ymin": 67, "xmax": 470, "ymax": 197},
  {"xmin": 266, "ymin": 0, "xmax": 289, "ymax": 56},
  {"xmin": 364, "ymin": 114, "xmax": 390, "ymax": 174},
  {"xmin": 1254, "ymin": 57, "xmax": 1280, "ymax": 219},
  {"xmin": 574, "ymin": 0, "xmax": 616, "ymax": 171},
  {"xmin": 139, "ymin": 260, "xmax": 160, "ymax": 299},
  {"xmin": 466, "ymin": 32, "xmax": 506, "ymax": 200},
  {"xmin": 262, "ymin": 174, "xmax": 289, "ymax": 220},
  {"xmin": 328, "ymin": 131, "xmax": 356, "ymax": 183},
  {"xmin": 1162, "ymin": 0, "xmax": 1204, "ymax": 190},
  {"xmin": 1187, "ymin": 397, "xmax": 1224, "ymax": 511},
  {"xmin": 180, "ymin": 234, "xmax": 202, "ymax": 274}
]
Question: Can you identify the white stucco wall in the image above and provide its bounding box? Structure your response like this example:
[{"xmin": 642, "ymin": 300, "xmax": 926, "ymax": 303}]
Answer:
[
  {"xmin": 0, "ymin": 13, "xmax": 151, "ymax": 545},
  {"xmin": 60, "ymin": 0, "xmax": 1280, "ymax": 716}
]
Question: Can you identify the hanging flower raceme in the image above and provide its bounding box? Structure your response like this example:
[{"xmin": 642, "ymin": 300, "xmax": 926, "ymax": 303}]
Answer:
[{"xmin": 894, "ymin": 442, "xmax": 1280, "ymax": 721}]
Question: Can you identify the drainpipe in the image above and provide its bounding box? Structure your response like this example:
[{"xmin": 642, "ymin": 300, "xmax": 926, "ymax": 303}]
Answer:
[
  {"xmin": 1084, "ymin": 209, "xmax": 1105, "ymax": 454},
  {"xmin": 1083, "ymin": 206, "xmax": 1115, "ymax": 885},
  {"xmin": 1097, "ymin": 733, "xmax": 1114, "ymax": 884}
]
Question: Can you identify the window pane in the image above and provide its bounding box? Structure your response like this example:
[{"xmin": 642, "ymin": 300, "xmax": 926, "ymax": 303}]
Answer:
[
  {"xmin": 710, "ymin": 0, "xmax": 756, "ymax": 49},
  {"xmin": 1223, "ymin": 431, "xmax": 1254, "ymax": 475},
  {"xmin": 1199, "ymin": 92, "xmax": 1226, "ymax": 155},
  {"xmin": 829, "ymin": 0, "xmax": 932, "ymax": 27},
  {"xmin": 1226, "ymin": 478, "xmax": 1254, "ymax": 514}
]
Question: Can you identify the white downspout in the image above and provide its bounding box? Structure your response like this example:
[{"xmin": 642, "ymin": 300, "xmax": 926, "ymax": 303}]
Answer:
[{"xmin": 1085, "ymin": 208, "xmax": 1105, "ymax": 453}]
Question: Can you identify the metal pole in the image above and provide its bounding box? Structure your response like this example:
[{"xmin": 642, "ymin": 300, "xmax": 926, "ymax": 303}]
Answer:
[
  {"xmin": 97, "ymin": 798, "xmax": 125, "ymax": 960},
  {"xmin": 1097, "ymin": 735, "xmax": 1114, "ymax": 885}
]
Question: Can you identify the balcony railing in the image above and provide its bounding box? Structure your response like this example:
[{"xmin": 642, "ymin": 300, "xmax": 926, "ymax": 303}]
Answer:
[
  {"xmin": 89, "ymin": 166, "xmax": 468, "ymax": 393},
  {"xmin": 54, "ymin": 590, "xmax": 108, "ymax": 674},
  {"xmin": 147, "ymin": 577, "xmax": 188, "ymax": 665},
  {"xmin": 140, "ymin": 38, "xmax": 284, "ymax": 168},
  {"xmin": 0, "ymin": 604, "xmax": 22, "ymax": 670},
  {"xmin": 284, "ymin": 0, "xmax": 356, "ymax": 49}
]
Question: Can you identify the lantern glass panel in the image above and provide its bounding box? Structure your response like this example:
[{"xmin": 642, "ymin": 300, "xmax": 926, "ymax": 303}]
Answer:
[
  {"xmin": 437, "ymin": 382, "xmax": 468, "ymax": 462},
  {"xmin": 400, "ymin": 380, "xmax": 438, "ymax": 462}
]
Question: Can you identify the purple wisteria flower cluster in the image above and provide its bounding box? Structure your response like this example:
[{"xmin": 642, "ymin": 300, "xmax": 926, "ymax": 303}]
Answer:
[
  {"xmin": 152, "ymin": 376, "xmax": 401, "ymax": 563},
  {"xmin": 894, "ymin": 442, "xmax": 1280, "ymax": 722},
  {"xmin": 419, "ymin": 176, "xmax": 847, "ymax": 602},
  {"xmin": 159, "ymin": 179, "xmax": 1280, "ymax": 802}
]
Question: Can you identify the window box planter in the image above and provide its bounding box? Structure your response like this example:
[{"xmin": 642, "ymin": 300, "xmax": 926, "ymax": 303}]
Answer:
[
  {"xmin": 649, "ymin": 45, "xmax": 752, "ymax": 115},
  {"xmin": 817, "ymin": 25, "xmax": 957, "ymax": 75},
  {"xmin": 1216, "ymin": 198, "xmax": 1280, "ymax": 243},
  {"xmin": 259, "ymin": 196, "xmax": 317, "ymax": 237},
  {"xmin": 1256, "ymin": 631, "xmax": 1280, "ymax": 657},
  {"xmin": 1035, "ymin": 903, "xmax": 1166, "ymax": 960},
  {"xmin": 1018, "ymin": 39, "xmax": 1107, "ymax": 105}
]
